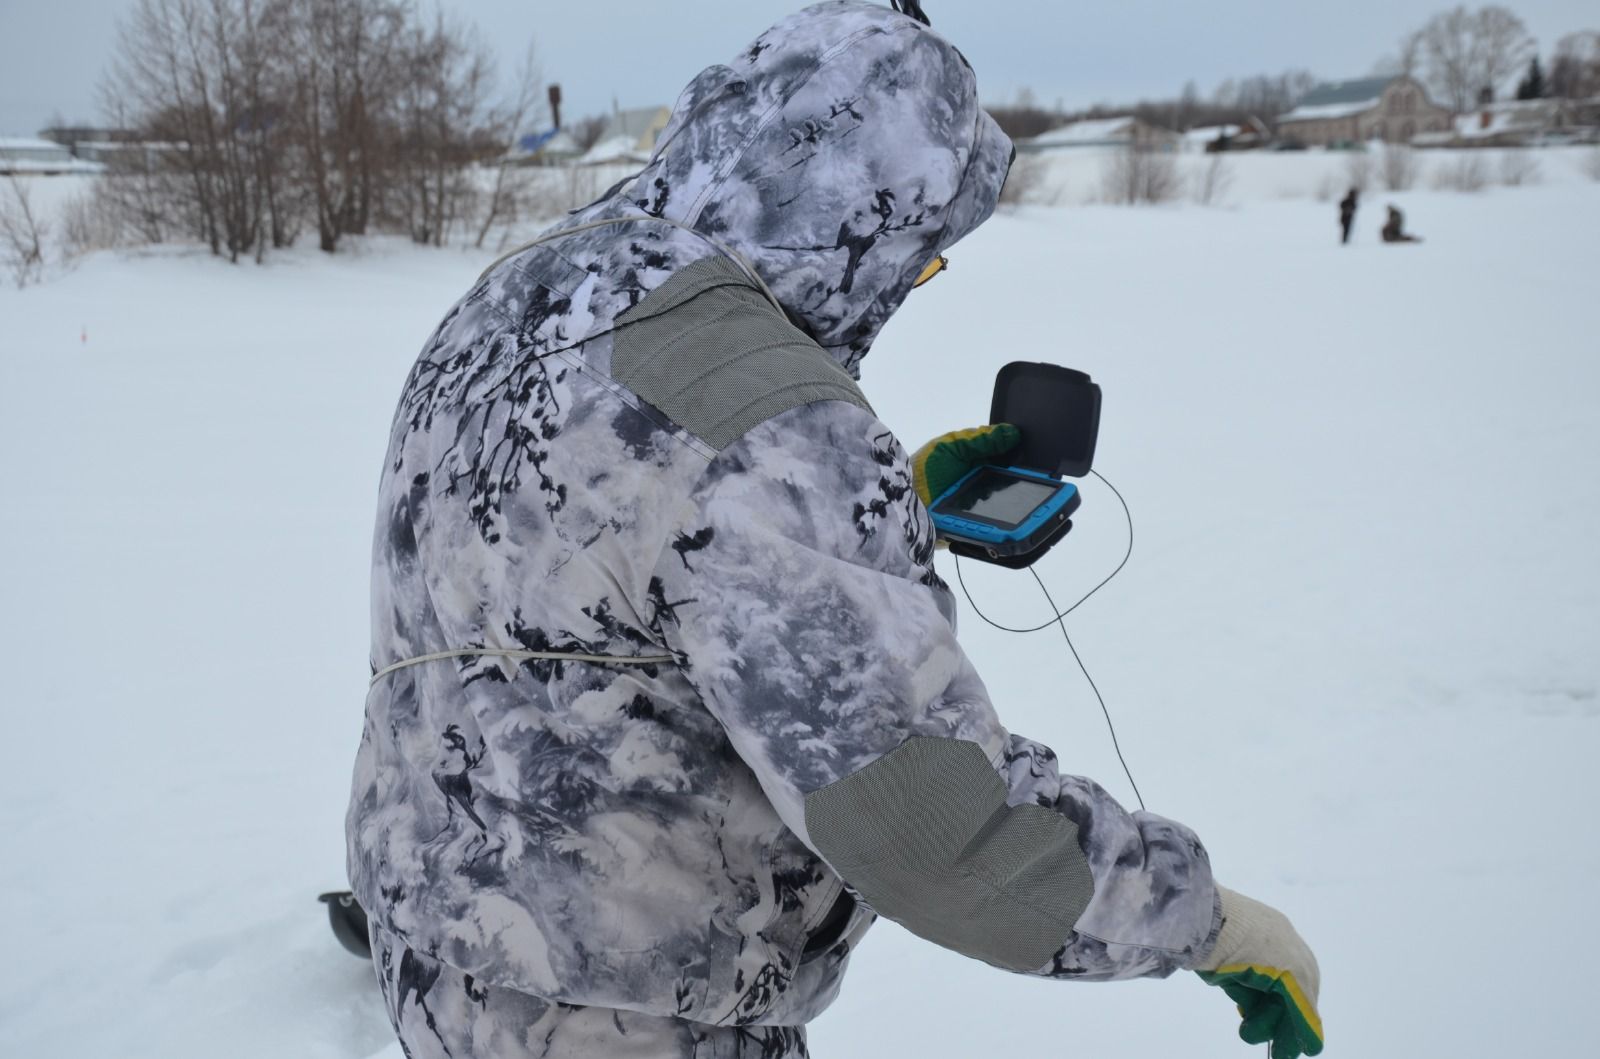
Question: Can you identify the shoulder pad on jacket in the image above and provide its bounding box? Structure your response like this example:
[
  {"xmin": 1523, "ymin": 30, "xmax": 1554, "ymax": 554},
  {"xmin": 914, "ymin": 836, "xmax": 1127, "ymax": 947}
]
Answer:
[{"xmin": 613, "ymin": 256, "xmax": 871, "ymax": 452}]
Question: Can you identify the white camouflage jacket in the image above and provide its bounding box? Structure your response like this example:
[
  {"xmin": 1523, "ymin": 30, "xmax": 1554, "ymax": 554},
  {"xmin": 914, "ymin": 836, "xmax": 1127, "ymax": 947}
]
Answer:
[{"xmin": 347, "ymin": 0, "xmax": 1220, "ymax": 1030}]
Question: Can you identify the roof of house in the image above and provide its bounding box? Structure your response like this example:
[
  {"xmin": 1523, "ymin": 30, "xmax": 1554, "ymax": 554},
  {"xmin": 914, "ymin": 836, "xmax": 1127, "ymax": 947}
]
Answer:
[
  {"xmin": 1183, "ymin": 123, "xmax": 1241, "ymax": 143},
  {"xmin": 1298, "ymin": 77, "xmax": 1398, "ymax": 108},
  {"xmin": 1279, "ymin": 77, "xmax": 1400, "ymax": 124},
  {"xmin": 1279, "ymin": 101, "xmax": 1376, "ymax": 123},
  {"xmin": 576, "ymin": 106, "xmax": 670, "ymax": 164},
  {"xmin": 515, "ymin": 128, "xmax": 583, "ymax": 156},
  {"xmin": 0, "ymin": 136, "xmax": 72, "ymax": 153},
  {"xmin": 1024, "ymin": 117, "xmax": 1136, "ymax": 148},
  {"xmin": 580, "ymin": 134, "xmax": 654, "ymax": 166},
  {"xmin": 542, "ymin": 130, "xmax": 584, "ymax": 155}
]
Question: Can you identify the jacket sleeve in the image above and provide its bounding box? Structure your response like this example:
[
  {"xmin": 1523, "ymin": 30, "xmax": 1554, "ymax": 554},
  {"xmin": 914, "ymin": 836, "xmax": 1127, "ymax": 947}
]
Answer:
[{"xmin": 648, "ymin": 400, "xmax": 1221, "ymax": 980}]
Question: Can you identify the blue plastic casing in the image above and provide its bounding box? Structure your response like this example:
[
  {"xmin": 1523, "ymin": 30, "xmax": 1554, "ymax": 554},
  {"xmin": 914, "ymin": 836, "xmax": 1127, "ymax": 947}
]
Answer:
[{"xmin": 929, "ymin": 465, "xmax": 1081, "ymax": 554}]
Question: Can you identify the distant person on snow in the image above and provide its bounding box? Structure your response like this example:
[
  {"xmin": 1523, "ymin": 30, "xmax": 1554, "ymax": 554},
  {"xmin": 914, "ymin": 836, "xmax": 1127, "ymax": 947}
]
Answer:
[
  {"xmin": 1382, "ymin": 204, "xmax": 1422, "ymax": 243},
  {"xmin": 1339, "ymin": 187, "xmax": 1360, "ymax": 244},
  {"xmin": 344, "ymin": 3, "xmax": 1324, "ymax": 1058}
]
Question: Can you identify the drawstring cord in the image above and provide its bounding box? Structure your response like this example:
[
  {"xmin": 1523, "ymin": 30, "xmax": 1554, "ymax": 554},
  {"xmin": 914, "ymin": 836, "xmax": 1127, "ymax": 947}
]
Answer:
[{"xmin": 890, "ymin": 1, "xmax": 931, "ymax": 25}]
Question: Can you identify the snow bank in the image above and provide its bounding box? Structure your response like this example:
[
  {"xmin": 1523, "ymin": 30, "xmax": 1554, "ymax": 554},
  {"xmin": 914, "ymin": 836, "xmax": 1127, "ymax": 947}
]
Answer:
[{"xmin": 1, "ymin": 173, "xmax": 1595, "ymax": 1058}]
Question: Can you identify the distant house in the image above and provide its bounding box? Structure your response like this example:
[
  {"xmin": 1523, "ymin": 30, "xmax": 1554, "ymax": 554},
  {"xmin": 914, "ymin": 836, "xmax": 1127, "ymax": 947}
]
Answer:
[
  {"xmin": 536, "ymin": 129, "xmax": 585, "ymax": 162},
  {"xmin": 580, "ymin": 105, "xmax": 672, "ymax": 166},
  {"xmin": 1017, "ymin": 117, "xmax": 1177, "ymax": 153},
  {"xmin": 1177, "ymin": 120, "xmax": 1273, "ymax": 154},
  {"xmin": 1277, "ymin": 76, "xmax": 1453, "ymax": 147},
  {"xmin": 0, "ymin": 136, "xmax": 103, "ymax": 175},
  {"xmin": 1575, "ymin": 96, "xmax": 1600, "ymax": 130},
  {"xmin": 1414, "ymin": 98, "xmax": 1593, "ymax": 148},
  {"xmin": 41, "ymin": 126, "xmax": 134, "ymax": 154},
  {"xmin": 33, "ymin": 126, "xmax": 177, "ymax": 171},
  {"xmin": 1183, "ymin": 124, "xmax": 1240, "ymax": 152},
  {"xmin": 74, "ymin": 140, "xmax": 147, "ymax": 165},
  {"xmin": 506, "ymin": 127, "xmax": 585, "ymax": 166},
  {"xmin": 1183, "ymin": 118, "xmax": 1272, "ymax": 153}
]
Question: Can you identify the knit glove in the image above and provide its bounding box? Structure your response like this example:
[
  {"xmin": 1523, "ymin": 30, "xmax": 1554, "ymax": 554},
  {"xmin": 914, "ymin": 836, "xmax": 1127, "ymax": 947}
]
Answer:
[
  {"xmin": 1193, "ymin": 886, "xmax": 1324, "ymax": 1059},
  {"xmin": 910, "ymin": 423, "xmax": 1022, "ymax": 507}
]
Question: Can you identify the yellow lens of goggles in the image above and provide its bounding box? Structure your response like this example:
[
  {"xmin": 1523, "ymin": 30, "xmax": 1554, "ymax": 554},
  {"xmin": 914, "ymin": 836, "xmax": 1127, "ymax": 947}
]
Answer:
[{"xmin": 913, "ymin": 255, "xmax": 949, "ymax": 289}]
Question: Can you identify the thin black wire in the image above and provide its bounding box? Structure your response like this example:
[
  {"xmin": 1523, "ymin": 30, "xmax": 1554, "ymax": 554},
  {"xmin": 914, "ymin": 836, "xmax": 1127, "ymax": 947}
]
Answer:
[
  {"xmin": 953, "ymin": 470, "xmax": 1134, "ymax": 633},
  {"xmin": 952, "ymin": 470, "xmax": 1145, "ymax": 810},
  {"xmin": 1026, "ymin": 565, "xmax": 1145, "ymax": 812}
]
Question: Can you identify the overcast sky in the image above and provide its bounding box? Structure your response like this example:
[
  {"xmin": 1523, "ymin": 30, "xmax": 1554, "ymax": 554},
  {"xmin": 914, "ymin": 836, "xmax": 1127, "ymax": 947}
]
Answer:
[{"xmin": 3, "ymin": 0, "xmax": 1595, "ymax": 136}]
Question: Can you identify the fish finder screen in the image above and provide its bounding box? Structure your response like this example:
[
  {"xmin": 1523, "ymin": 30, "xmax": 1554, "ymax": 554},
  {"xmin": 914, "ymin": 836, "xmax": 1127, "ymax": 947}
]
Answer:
[{"xmin": 939, "ymin": 470, "xmax": 1059, "ymax": 528}]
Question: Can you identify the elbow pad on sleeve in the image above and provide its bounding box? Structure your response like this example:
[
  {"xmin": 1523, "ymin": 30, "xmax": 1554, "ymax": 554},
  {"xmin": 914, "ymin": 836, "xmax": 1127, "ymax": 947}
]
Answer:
[{"xmin": 803, "ymin": 736, "xmax": 1094, "ymax": 972}]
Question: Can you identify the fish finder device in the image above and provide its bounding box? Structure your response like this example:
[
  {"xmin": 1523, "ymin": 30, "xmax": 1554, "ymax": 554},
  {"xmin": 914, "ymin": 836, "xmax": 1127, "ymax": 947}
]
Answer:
[{"xmin": 930, "ymin": 363, "xmax": 1101, "ymax": 569}]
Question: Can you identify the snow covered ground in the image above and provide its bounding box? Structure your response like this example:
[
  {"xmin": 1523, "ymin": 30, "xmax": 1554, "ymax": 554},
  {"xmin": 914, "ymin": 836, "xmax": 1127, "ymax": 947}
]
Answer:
[{"xmin": 1, "ymin": 160, "xmax": 1596, "ymax": 1058}]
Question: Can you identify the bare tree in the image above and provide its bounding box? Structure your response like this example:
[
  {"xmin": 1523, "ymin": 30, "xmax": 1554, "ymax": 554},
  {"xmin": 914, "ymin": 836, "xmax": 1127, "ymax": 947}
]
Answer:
[
  {"xmin": 1374, "ymin": 29, "xmax": 1426, "ymax": 79},
  {"xmin": 1101, "ymin": 144, "xmax": 1178, "ymax": 205},
  {"xmin": 1434, "ymin": 151, "xmax": 1488, "ymax": 191},
  {"xmin": 96, "ymin": 0, "xmax": 543, "ymax": 258},
  {"xmin": 997, "ymin": 152, "xmax": 1059, "ymax": 208},
  {"xmin": 1497, "ymin": 149, "xmax": 1541, "ymax": 186},
  {"xmin": 104, "ymin": 0, "xmax": 222, "ymax": 255},
  {"xmin": 1175, "ymin": 80, "xmax": 1201, "ymax": 131},
  {"xmin": 1345, "ymin": 151, "xmax": 1374, "ymax": 194},
  {"xmin": 92, "ymin": 140, "xmax": 190, "ymax": 246},
  {"xmin": 100, "ymin": 0, "xmax": 295, "ymax": 261},
  {"xmin": 986, "ymin": 87, "xmax": 1066, "ymax": 141},
  {"xmin": 474, "ymin": 45, "xmax": 542, "ymax": 248},
  {"xmin": 60, "ymin": 182, "xmax": 126, "ymax": 260},
  {"xmin": 0, "ymin": 176, "xmax": 49, "ymax": 287},
  {"xmin": 1228, "ymin": 70, "xmax": 1318, "ymax": 120},
  {"xmin": 278, "ymin": 0, "xmax": 409, "ymax": 252},
  {"xmin": 388, "ymin": 10, "xmax": 496, "ymax": 247},
  {"xmin": 554, "ymin": 164, "xmax": 603, "ymax": 216},
  {"xmin": 1413, "ymin": 6, "xmax": 1535, "ymax": 112},
  {"xmin": 1381, "ymin": 144, "xmax": 1420, "ymax": 191},
  {"xmin": 568, "ymin": 114, "xmax": 609, "ymax": 152},
  {"xmin": 1548, "ymin": 32, "xmax": 1600, "ymax": 99},
  {"xmin": 238, "ymin": 0, "xmax": 299, "ymax": 254},
  {"xmin": 1190, "ymin": 152, "xmax": 1234, "ymax": 206}
]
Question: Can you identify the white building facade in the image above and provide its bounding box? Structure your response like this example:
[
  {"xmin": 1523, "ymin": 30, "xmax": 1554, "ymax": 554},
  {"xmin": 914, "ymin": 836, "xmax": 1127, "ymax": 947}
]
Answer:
[{"xmin": 1277, "ymin": 76, "xmax": 1454, "ymax": 147}]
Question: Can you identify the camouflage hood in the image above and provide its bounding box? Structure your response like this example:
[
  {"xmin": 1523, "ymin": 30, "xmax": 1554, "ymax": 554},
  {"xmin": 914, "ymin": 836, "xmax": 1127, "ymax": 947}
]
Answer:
[{"xmin": 542, "ymin": 0, "xmax": 1013, "ymax": 375}]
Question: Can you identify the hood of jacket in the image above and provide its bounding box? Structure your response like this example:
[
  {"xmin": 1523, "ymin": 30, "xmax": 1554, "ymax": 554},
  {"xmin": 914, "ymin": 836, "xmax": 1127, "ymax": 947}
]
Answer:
[{"xmin": 517, "ymin": 1, "xmax": 1013, "ymax": 378}]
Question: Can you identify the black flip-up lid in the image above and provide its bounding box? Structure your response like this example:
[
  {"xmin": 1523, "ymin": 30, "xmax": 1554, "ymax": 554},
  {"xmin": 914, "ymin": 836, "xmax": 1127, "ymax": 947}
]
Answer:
[{"xmin": 989, "ymin": 362, "xmax": 1101, "ymax": 479}]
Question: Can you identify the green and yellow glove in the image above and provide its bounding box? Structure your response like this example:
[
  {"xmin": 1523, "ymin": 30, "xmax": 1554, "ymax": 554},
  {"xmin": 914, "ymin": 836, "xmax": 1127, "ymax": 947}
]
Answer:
[
  {"xmin": 910, "ymin": 423, "xmax": 1022, "ymax": 508},
  {"xmin": 1194, "ymin": 886, "xmax": 1325, "ymax": 1059}
]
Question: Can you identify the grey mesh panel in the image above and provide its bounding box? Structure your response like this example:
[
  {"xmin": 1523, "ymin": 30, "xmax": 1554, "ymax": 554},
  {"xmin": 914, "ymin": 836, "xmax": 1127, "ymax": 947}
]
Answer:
[
  {"xmin": 803, "ymin": 736, "xmax": 1095, "ymax": 973},
  {"xmin": 612, "ymin": 256, "xmax": 872, "ymax": 451}
]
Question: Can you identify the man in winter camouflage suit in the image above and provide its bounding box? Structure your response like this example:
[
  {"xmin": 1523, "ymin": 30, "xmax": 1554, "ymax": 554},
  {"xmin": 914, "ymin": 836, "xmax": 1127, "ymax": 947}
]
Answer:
[{"xmin": 346, "ymin": 4, "xmax": 1324, "ymax": 1057}]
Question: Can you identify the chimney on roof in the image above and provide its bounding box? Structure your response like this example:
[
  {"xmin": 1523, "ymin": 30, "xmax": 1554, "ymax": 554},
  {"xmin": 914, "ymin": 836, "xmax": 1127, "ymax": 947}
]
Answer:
[{"xmin": 548, "ymin": 84, "xmax": 563, "ymax": 131}]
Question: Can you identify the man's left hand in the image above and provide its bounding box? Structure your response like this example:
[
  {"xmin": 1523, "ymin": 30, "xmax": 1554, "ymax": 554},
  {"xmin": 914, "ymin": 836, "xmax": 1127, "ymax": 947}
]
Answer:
[{"xmin": 911, "ymin": 424, "xmax": 1022, "ymax": 507}]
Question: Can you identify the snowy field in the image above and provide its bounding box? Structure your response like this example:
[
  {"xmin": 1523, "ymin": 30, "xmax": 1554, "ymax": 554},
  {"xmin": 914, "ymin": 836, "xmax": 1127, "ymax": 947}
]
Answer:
[
  {"xmin": 1011, "ymin": 140, "xmax": 1600, "ymax": 205},
  {"xmin": 2, "ymin": 156, "xmax": 1597, "ymax": 1058}
]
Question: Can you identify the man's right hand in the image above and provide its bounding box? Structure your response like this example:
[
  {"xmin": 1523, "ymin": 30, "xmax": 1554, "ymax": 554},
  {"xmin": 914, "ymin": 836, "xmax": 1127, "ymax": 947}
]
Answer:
[{"xmin": 1193, "ymin": 886, "xmax": 1324, "ymax": 1058}]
